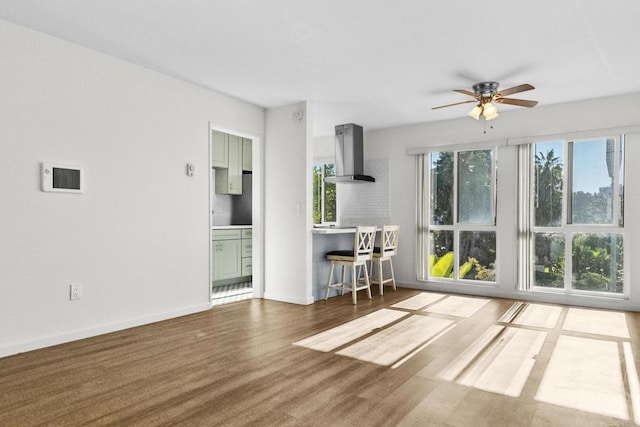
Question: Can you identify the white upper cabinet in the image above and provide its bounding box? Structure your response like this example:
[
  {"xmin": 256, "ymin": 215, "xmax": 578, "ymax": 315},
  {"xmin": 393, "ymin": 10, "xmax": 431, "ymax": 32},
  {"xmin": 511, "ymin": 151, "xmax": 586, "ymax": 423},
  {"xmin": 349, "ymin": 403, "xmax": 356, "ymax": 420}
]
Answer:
[
  {"xmin": 215, "ymin": 134, "xmax": 243, "ymax": 195},
  {"xmin": 242, "ymin": 137, "xmax": 252, "ymax": 172},
  {"xmin": 211, "ymin": 130, "xmax": 228, "ymax": 169}
]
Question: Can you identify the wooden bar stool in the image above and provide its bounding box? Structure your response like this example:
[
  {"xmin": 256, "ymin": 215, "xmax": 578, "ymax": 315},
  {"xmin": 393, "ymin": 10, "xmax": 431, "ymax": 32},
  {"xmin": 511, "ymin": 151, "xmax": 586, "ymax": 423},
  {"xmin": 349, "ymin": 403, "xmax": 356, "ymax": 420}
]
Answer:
[
  {"xmin": 324, "ymin": 226, "xmax": 376, "ymax": 304},
  {"xmin": 370, "ymin": 225, "xmax": 399, "ymax": 295}
]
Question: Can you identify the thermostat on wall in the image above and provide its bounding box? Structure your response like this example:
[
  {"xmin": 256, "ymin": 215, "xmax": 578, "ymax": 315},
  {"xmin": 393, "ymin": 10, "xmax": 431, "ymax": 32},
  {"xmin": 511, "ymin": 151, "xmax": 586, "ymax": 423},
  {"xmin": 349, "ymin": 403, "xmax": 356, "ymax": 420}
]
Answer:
[{"xmin": 42, "ymin": 163, "xmax": 83, "ymax": 193}]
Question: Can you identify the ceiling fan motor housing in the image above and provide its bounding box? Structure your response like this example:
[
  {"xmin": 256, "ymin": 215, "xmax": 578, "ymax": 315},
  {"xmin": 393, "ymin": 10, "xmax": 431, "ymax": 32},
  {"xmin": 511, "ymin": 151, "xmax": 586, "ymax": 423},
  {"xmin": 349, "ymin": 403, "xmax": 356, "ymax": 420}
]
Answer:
[{"xmin": 473, "ymin": 81, "xmax": 499, "ymax": 98}]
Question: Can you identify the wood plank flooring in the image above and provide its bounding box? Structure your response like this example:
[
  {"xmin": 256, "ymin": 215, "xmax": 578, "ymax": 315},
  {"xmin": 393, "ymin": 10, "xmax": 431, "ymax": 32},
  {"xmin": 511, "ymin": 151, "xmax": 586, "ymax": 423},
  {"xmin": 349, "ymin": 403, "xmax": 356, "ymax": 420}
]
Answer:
[{"xmin": 2, "ymin": 288, "xmax": 640, "ymax": 426}]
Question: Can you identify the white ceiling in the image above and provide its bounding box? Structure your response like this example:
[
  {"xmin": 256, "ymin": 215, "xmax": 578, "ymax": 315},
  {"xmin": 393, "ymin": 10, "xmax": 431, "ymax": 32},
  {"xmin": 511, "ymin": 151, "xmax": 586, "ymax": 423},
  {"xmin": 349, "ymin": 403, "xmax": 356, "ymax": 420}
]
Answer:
[{"xmin": 1, "ymin": 0, "xmax": 640, "ymax": 136}]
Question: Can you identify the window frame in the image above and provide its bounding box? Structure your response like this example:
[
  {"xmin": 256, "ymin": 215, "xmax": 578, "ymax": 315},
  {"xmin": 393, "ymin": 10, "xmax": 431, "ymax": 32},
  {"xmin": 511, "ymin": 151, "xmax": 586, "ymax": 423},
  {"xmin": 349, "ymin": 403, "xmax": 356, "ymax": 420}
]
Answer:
[
  {"xmin": 524, "ymin": 135, "xmax": 627, "ymax": 298},
  {"xmin": 422, "ymin": 147, "xmax": 499, "ymax": 284},
  {"xmin": 313, "ymin": 162, "xmax": 338, "ymax": 225}
]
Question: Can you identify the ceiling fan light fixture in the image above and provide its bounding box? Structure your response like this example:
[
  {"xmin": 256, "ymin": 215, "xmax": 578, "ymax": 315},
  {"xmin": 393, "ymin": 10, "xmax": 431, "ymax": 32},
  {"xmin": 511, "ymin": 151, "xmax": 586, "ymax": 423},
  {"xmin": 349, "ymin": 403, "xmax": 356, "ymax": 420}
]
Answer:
[
  {"xmin": 482, "ymin": 102, "xmax": 498, "ymax": 120},
  {"xmin": 484, "ymin": 109, "xmax": 499, "ymax": 120},
  {"xmin": 468, "ymin": 104, "xmax": 482, "ymax": 120},
  {"xmin": 432, "ymin": 82, "xmax": 536, "ymax": 127}
]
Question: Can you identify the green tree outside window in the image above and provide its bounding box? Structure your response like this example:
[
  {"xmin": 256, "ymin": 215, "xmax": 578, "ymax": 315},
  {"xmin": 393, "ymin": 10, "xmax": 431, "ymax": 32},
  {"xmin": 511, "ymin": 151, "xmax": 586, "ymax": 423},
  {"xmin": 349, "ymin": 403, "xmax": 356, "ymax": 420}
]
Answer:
[{"xmin": 313, "ymin": 163, "xmax": 337, "ymax": 224}]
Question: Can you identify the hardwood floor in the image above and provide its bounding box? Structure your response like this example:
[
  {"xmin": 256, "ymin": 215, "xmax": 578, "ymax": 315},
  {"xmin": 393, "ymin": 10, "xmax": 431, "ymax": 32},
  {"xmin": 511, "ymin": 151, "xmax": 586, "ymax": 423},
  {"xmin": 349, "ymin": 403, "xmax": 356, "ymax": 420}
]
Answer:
[{"xmin": 2, "ymin": 288, "xmax": 640, "ymax": 426}]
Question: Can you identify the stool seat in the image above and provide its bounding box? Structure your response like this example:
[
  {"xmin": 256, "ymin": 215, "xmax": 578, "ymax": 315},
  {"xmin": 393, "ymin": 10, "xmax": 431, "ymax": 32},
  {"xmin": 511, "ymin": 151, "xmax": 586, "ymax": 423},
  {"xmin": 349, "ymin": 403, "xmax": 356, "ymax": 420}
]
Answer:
[
  {"xmin": 326, "ymin": 249, "xmax": 354, "ymax": 257},
  {"xmin": 324, "ymin": 226, "xmax": 376, "ymax": 304},
  {"xmin": 373, "ymin": 247, "xmax": 394, "ymax": 254}
]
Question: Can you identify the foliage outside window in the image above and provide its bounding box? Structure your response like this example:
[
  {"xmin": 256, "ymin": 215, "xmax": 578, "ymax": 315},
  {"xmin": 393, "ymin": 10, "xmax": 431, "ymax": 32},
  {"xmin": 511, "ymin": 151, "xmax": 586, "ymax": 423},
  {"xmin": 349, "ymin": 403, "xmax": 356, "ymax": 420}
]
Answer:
[
  {"xmin": 427, "ymin": 149, "xmax": 497, "ymax": 283},
  {"xmin": 312, "ymin": 163, "xmax": 337, "ymax": 224},
  {"xmin": 530, "ymin": 137, "xmax": 625, "ymax": 295}
]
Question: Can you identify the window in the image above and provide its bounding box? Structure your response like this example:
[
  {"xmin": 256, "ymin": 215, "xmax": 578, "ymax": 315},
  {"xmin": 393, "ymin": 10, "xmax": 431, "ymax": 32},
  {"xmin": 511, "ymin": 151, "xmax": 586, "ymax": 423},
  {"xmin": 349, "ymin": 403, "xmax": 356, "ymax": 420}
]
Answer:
[
  {"xmin": 422, "ymin": 148, "xmax": 497, "ymax": 283},
  {"xmin": 524, "ymin": 136, "xmax": 625, "ymax": 295},
  {"xmin": 313, "ymin": 162, "xmax": 337, "ymax": 224}
]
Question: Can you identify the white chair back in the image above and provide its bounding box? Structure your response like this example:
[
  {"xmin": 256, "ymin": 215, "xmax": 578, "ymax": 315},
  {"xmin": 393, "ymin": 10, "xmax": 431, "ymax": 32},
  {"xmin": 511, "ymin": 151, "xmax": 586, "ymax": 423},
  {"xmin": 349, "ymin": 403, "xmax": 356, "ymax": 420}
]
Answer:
[
  {"xmin": 380, "ymin": 225, "xmax": 399, "ymax": 257},
  {"xmin": 354, "ymin": 226, "xmax": 376, "ymax": 262}
]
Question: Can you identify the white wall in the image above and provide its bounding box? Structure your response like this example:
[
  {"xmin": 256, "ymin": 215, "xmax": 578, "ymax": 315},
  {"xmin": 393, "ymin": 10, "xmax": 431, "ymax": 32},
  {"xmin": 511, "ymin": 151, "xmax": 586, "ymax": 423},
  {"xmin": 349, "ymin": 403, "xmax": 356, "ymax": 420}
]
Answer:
[
  {"xmin": 364, "ymin": 92, "xmax": 640, "ymax": 311},
  {"xmin": 4, "ymin": 18, "xmax": 640, "ymax": 359},
  {"xmin": 0, "ymin": 19, "xmax": 264, "ymax": 357},
  {"xmin": 313, "ymin": 135, "xmax": 334, "ymax": 161},
  {"xmin": 264, "ymin": 102, "xmax": 314, "ymax": 304}
]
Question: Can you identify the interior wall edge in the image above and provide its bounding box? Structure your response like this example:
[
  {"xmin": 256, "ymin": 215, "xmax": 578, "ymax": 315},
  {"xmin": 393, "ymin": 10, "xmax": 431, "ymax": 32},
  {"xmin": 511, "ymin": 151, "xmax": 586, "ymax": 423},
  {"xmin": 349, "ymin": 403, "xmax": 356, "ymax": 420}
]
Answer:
[{"xmin": 263, "ymin": 292, "xmax": 314, "ymax": 306}]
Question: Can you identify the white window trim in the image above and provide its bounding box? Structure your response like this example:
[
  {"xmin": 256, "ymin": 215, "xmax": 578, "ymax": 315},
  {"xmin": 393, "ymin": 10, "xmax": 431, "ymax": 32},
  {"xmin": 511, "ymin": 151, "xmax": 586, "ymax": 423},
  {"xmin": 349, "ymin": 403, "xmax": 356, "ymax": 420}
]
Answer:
[
  {"xmin": 519, "ymin": 135, "xmax": 628, "ymax": 299},
  {"xmin": 421, "ymin": 147, "xmax": 499, "ymax": 285}
]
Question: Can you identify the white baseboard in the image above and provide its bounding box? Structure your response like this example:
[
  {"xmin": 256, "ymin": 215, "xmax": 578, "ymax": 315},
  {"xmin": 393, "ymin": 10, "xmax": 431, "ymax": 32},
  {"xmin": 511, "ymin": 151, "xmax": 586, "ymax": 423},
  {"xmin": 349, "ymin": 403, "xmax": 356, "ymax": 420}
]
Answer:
[
  {"xmin": 263, "ymin": 292, "xmax": 314, "ymax": 305},
  {"xmin": 0, "ymin": 303, "xmax": 212, "ymax": 359},
  {"xmin": 397, "ymin": 282, "xmax": 640, "ymax": 312}
]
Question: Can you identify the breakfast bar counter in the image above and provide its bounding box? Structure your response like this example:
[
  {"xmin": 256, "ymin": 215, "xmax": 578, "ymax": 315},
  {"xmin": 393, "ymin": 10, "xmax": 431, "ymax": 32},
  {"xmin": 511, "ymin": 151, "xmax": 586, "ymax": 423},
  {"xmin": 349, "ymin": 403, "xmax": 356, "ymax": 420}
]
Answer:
[
  {"xmin": 311, "ymin": 227, "xmax": 358, "ymax": 300},
  {"xmin": 311, "ymin": 226, "xmax": 379, "ymax": 301}
]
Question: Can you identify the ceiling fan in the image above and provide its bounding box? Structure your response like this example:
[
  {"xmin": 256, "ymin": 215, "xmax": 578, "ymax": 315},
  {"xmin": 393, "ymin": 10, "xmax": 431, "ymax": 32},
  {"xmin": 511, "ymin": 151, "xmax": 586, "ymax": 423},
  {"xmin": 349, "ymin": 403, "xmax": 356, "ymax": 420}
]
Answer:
[{"xmin": 433, "ymin": 81, "xmax": 538, "ymax": 121}]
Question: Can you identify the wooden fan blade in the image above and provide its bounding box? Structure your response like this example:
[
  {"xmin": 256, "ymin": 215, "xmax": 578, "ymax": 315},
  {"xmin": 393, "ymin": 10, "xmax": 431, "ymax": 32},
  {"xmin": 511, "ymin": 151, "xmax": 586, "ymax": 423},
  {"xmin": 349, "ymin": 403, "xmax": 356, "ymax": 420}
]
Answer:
[
  {"xmin": 432, "ymin": 99, "xmax": 478, "ymax": 110},
  {"xmin": 453, "ymin": 89, "xmax": 479, "ymax": 98},
  {"xmin": 497, "ymin": 83, "xmax": 534, "ymax": 97},
  {"xmin": 495, "ymin": 97, "xmax": 538, "ymax": 107}
]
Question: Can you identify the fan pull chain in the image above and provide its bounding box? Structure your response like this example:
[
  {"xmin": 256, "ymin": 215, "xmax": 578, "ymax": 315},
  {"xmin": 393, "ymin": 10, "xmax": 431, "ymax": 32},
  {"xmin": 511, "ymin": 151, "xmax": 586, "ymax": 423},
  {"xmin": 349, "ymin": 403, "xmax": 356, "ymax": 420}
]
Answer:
[{"xmin": 483, "ymin": 118, "xmax": 495, "ymax": 134}]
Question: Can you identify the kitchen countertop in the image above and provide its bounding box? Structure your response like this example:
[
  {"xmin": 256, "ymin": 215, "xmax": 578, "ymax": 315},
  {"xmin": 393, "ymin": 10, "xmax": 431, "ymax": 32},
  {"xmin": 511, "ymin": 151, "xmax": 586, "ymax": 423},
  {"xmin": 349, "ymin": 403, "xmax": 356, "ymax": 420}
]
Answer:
[
  {"xmin": 312, "ymin": 225, "xmax": 382, "ymax": 235},
  {"xmin": 312, "ymin": 226, "xmax": 357, "ymax": 234},
  {"xmin": 212, "ymin": 225, "xmax": 252, "ymax": 230}
]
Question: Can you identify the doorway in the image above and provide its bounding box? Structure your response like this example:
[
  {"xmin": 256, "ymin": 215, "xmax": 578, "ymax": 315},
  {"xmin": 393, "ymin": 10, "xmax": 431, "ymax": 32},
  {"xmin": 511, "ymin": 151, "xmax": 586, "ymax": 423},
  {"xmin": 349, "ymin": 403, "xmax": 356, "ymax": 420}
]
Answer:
[{"xmin": 209, "ymin": 123, "xmax": 263, "ymax": 306}]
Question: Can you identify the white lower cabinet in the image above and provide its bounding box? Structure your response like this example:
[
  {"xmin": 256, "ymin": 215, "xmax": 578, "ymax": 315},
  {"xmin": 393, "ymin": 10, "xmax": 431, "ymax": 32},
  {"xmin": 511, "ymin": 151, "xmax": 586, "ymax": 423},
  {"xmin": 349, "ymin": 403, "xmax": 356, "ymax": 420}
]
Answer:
[
  {"xmin": 241, "ymin": 228, "xmax": 252, "ymax": 276},
  {"xmin": 213, "ymin": 239, "xmax": 242, "ymax": 280},
  {"xmin": 212, "ymin": 228, "xmax": 252, "ymax": 283}
]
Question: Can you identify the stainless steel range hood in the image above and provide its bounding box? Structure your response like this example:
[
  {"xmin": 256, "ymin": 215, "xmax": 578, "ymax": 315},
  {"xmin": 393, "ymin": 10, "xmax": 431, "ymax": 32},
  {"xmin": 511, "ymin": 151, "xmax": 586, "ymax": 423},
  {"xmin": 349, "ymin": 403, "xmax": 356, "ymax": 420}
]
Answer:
[{"xmin": 324, "ymin": 123, "xmax": 375, "ymax": 184}]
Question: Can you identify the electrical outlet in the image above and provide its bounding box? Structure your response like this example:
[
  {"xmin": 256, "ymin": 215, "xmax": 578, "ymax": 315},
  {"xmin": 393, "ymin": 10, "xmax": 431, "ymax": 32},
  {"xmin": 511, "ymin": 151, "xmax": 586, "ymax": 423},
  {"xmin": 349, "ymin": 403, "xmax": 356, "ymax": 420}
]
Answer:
[{"xmin": 70, "ymin": 284, "xmax": 83, "ymax": 300}]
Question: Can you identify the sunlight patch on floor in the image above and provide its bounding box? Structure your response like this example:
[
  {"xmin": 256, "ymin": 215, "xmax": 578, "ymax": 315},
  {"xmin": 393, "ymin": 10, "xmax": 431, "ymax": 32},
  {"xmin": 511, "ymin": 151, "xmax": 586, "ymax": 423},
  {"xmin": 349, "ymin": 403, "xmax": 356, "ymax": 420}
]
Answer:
[
  {"xmin": 293, "ymin": 292, "xmax": 639, "ymax": 421},
  {"xmin": 438, "ymin": 325, "xmax": 504, "ymax": 382},
  {"xmin": 535, "ymin": 335, "xmax": 629, "ymax": 420},
  {"xmin": 623, "ymin": 342, "xmax": 640, "ymax": 425},
  {"xmin": 423, "ymin": 296, "xmax": 491, "ymax": 318},
  {"xmin": 510, "ymin": 303, "xmax": 562, "ymax": 329},
  {"xmin": 391, "ymin": 292, "xmax": 446, "ymax": 310},
  {"xmin": 293, "ymin": 308, "xmax": 407, "ymax": 352},
  {"xmin": 562, "ymin": 308, "xmax": 630, "ymax": 338},
  {"xmin": 457, "ymin": 327, "xmax": 546, "ymax": 397},
  {"xmin": 438, "ymin": 325, "xmax": 546, "ymax": 397},
  {"xmin": 294, "ymin": 295, "xmax": 491, "ymax": 367},
  {"xmin": 336, "ymin": 315, "xmax": 455, "ymax": 366}
]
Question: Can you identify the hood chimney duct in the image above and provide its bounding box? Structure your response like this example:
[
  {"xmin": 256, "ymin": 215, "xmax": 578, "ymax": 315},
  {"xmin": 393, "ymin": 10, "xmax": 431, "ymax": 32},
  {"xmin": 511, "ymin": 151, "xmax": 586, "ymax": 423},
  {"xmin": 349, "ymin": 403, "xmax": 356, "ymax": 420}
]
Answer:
[{"xmin": 324, "ymin": 123, "xmax": 375, "ymax": 183}]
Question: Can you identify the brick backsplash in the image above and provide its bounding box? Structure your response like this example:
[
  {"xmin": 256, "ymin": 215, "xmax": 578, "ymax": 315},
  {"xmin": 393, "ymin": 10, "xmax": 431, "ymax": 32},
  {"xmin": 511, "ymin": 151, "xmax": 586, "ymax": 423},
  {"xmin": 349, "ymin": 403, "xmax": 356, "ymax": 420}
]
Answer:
[{"xmin": 338, "ymin": 158, "xmax": 390, "ymax": 220}]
